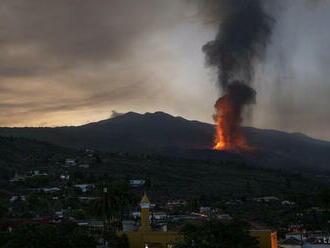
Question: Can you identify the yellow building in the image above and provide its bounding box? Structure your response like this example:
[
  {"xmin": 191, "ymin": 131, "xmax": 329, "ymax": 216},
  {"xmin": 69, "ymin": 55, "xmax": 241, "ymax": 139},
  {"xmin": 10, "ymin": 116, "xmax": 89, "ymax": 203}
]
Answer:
[
  {"xmin": 119, "ymin": 194, "xmax": 278, "ymax": 248},
  {"xmin": 118, "ymin": 193, "xmax": 182, "ymax": 248},
  {"xmin": 250, "ymin": 230, "xmax": 278, "ymax": 248}
]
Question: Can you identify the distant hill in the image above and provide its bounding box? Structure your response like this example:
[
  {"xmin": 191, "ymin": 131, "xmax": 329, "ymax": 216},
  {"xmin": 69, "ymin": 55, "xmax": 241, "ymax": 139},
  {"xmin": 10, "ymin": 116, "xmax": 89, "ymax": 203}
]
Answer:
[
  {"xmin": 0, "ymin": 112, "xmax": 214, "ymax": 152},
  {"xmin": 0, "ymin": 136, "xmax": 77, "ymax": 167},
  {"xmin": 0, "ymin": 111, "xmax": 329, "ymax": 172},
  {"xmin": 0, "ymin": 136, "xmax": 77, "ymax": 183}
]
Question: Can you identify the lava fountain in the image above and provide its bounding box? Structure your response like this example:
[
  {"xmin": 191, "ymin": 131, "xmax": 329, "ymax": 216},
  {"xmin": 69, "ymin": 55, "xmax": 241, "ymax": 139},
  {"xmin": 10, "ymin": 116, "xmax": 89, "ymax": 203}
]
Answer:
[{"xmin": 213, "ymin": 81, "xmax": 256, "ymax": 151}]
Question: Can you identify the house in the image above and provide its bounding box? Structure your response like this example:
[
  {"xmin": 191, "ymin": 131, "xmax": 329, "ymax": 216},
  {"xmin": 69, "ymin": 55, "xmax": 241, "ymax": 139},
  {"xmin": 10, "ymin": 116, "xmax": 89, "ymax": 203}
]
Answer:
[
  {"xmin": 131, "ymin": 211, "xmax": 141, "ymax": 219},
  {"xmin": 30, "ymin": 170, "xmax": 48, "ymax": 177},
  {"xmin": 65, "ymin": 159, "xmax": 76, "ymax": 166},
  {"xmin": 152, "ymin": 212, "xmax": 167, "ymax": 220},
  {"xmin": 200, "ymin": 206, "xmax": 212, "ymax": 214},
  {"xmin": 167, "ymin": 200, "xmax": 187, "ymax": 209},
  {"xmin": 129, "ymin": 180, "xmax": 145, "ymax": 187},
  {"xmin": 55, "ymin": 211, "xmax": 64, "ymax": 219},
  {"xmin": 303, "ymin": 236, "xmax": 330, "ymax": 247},
  {"xmin": 279, "ymin": 237, "xmax": 303, "ymax": 248},
  {"xmin": 85, "ymin": 149, "xmax": 95, "ymax": 154},
  {"xmin": 60, "ymin": 175, "xmax": 70, "ymax": 180},
  {"xmin": 74, "ymin": 184, "xmax": 94, "ymax": 193},
  {"xmin": 285, "ymin": 233, "xmax": 303, "ymax": 241},
  {"xmin": 77, "ymin": 220, "xmax": 104, "ymax": 232},
  {"xmin": 9, "ymin": 173, "xmax": 26, "ymax": 182},
  {"xmin": 282, "ymin": 201, "xmax": 296, "ymax": 206},
  {"xmin": 217, "ymin": 214, "xmax": 232, "ymax": 220},
  {"xmin": 41, "ymin": 187, "xmax": 61, "ymax": 193},
  {"xmin": 254, "ymin": 196, "xmax": 280, "ymax": 202},
  {"xmin": 9, "ymin": 195, "xmax": 26, "ymax": 202}
]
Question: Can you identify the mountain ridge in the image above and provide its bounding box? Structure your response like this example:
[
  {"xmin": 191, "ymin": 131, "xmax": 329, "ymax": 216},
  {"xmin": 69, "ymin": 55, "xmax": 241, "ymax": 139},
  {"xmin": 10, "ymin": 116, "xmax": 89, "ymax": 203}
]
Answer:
[{"xmin": 0, "ymin": 111, "xmax": 329, "ymax": 172}]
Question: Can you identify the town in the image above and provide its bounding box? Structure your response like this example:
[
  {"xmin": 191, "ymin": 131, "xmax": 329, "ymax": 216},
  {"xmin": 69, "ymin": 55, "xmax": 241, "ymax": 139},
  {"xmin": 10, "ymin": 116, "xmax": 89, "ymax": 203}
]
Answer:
[
  {"xmin": 1, "ymin": 0, "xmax": 330, "ymax": 247},
  {"xmin": 1, "ymin": 145, "xmax": 330, "ymax": 248}
]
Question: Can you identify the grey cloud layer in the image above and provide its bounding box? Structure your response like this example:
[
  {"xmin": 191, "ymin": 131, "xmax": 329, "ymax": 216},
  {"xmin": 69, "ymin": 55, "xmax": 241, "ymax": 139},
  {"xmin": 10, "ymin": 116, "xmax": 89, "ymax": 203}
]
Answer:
[
  {"xmin": 0, "ymin": 0, "xmax": 203, "ymax": 126},
  {"xmin": 0, "ymin": 0, "xmax": 189, "ymax": 75}
]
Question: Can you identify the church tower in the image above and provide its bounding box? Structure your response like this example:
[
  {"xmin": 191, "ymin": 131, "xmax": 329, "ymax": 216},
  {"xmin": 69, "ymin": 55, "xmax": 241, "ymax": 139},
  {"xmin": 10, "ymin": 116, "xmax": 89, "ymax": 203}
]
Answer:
[{"xmin": 140, "ymin": 193, "xmax": 151, "ymax": 232}]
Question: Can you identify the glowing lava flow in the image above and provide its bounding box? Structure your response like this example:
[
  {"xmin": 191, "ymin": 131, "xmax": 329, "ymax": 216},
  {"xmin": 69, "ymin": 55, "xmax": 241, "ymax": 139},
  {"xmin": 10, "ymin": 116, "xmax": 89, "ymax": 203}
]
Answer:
[
  {"xmin": 213, "ymin": 115, "xmax": 227, "ymax": 150},
  {"xmin": 212, "ymin": 82, "xmax": 255, "ymax": 151}
]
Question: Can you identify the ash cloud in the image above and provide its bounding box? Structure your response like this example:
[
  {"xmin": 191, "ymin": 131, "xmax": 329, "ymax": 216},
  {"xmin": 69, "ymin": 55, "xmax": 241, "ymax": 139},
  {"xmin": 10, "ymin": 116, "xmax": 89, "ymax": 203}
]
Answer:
[
  {"xmin": 202, "ymin": 0, "xmax": 275, "ymax": 149},
  {"xmin": 202, "ymin": 0, "xmax": 275, "ymax": 89},
  {"xmin": 252, "ymin": 0, "xmax": 330, "ymax": 140},
  {"xmin": 201, "ymin": 0, "xmax": 330, "ymax": 141}
]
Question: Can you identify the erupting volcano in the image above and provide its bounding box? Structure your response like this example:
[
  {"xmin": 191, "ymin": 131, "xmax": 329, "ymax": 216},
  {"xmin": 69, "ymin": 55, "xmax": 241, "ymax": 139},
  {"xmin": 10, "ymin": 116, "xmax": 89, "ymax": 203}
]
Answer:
[
  {"xmin": 213, "ymin": 82, "xmax": 256, "ymax": 151},
  {"xmin": 203, "ymin": 0, "xmax": 275, "ymax": 151}
]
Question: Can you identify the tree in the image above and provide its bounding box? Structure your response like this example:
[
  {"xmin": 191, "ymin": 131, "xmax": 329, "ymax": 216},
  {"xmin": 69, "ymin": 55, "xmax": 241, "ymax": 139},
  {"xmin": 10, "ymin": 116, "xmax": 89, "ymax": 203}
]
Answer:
[
  {"xmin": 70, "ymin": 209, "xmax": 87, "ymax": 220},
  {"xmin": 105, "ymin": 232, "xmax": 129, "ymax": 248},
  {"xmin": 0, "ymin": 202, "xmax": 8, "ymax": 219},
  {"xmin": 69, "ymin": 229, "xmax": 97, "ymax": 248},
  {"xmin": 5, "ymin": 224, "xmax": 62, "ymax": 248},
  {"xmin": 3, "ymin": 223, "xmax": 96, "ymax": 248},
  {"xmin": 318, "ymin": 189, "xmax": 330, "ymax": 230},
  {"xmin": 174, "ymin": 219, "xmax": 258, "ymax": 248},
  {"xmin": 25, "ymin": 176, "xmax": 50, "ymax": 188},
  {"xmin": 91, "ymin": 181, "xmax": 136, "ymax": 229},
  {"xmin": 319, "ymin": 189, "xmax": 330, "ymax": 210}
]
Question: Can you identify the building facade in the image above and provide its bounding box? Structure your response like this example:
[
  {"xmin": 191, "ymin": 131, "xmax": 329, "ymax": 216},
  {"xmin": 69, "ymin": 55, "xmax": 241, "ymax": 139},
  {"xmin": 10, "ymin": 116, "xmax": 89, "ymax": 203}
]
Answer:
[{"xmin": 120, "ymin": 194, "xmax": 278, "ymax": 248}]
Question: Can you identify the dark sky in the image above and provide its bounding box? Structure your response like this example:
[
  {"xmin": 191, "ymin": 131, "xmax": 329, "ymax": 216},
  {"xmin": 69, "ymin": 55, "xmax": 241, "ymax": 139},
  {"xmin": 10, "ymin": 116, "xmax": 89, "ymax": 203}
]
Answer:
[{"xmin": 0, "ymin": 0, "xmax": 330, "ymax": 141}]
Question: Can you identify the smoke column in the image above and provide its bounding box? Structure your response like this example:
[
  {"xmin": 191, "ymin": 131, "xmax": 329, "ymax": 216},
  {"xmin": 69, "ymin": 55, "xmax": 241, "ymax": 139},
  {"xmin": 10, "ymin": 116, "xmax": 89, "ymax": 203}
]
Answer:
[{"xmin": 202, "ymin": 0, "xmax": 275, "ymax": 151}]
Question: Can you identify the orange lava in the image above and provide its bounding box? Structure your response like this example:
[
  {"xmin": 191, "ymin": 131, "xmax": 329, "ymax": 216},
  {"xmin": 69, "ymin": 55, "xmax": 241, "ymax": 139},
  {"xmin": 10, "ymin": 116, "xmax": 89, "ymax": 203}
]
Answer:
[
  {"xmin": 212, "ymin": 94, "xmax": 251, "ymax": 152},
  {"xmin": 213, "ymin": 115, "xmax": 227, "ymax": 150}
]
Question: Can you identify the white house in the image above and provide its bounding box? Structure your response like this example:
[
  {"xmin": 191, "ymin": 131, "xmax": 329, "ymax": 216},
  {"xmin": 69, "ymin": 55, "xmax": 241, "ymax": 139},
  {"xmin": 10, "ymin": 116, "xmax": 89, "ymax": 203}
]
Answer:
[
  {"xmin": 74, "ymin": 184, "xmax": 94, "ymax": 193},
  {"xmin": 280, "ymin": 237, "xmax": 303, "ymax": 248},
  {"xmin": 217, "ymin": 214, "xmax": 233, "ymax": 220},
  {"xmin": 254, "ymin": 196, "xmax": 279, "ymax": 202},
  {"xmin": 60, "ymin": 175, "xmax": 70, "ymax": 180},
  {"xmin": 42, "ymin": 187, "xmax": 61, "ymax": 193},
  {"xmin": 282, "ymin": 200, "xmax": 296, "ymax": 206},
  {"xmin": 9, "ymin": 195, "xmax": 26, "ymax": 202},
  {"xmin": 304, "ymin": 237, "xmax": 330, "ymax": 247},
  {"xmin": 9, "ymin": 173, "xmax": 26, "ymax": 182},
  {"xmin": 152, "ymin": 212, "xmax": 167, "ymax": 220},
  {"xmin": 286, "ymin": 233, "xmax": 303, "ymax": 241},
  {"xmin": 131, "ymin": 211, "xmax": 141, "ymax": 219},
  {"xmin": 167, "ymin": 200, "xmax": 187, "ymax": 208},
  {"xmin": 129, "ymin": 180, "xmax": 145, "ymax": 187},
  {"xmin": 30, "ymin": 170, "xmax": 48, "ymax": 176}
]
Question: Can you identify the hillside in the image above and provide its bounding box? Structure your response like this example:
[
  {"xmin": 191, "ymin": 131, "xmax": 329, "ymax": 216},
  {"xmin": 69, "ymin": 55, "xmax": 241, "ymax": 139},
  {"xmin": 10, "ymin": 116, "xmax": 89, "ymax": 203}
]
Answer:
[
  {"xmin": 0, "ymin": 136, "xmax": 77, "ymax": 182},
  {"xmin": 0, "ymin": 135, "xmax": 329, "ymax": 202},
  {"xmin": 85, "ymin": 153, "xmax": 330, "ymax": 201},
  {"xmin": 0, "ymin": 112, "xmax": 330, "ymax": 172}
]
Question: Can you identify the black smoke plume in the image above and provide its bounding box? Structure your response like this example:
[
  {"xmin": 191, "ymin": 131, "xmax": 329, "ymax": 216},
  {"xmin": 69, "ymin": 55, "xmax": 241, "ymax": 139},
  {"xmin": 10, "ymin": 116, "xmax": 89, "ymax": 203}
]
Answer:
[{"xmin": 203, "ymin": 0, "xmax": 275, "ymax": 150}]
